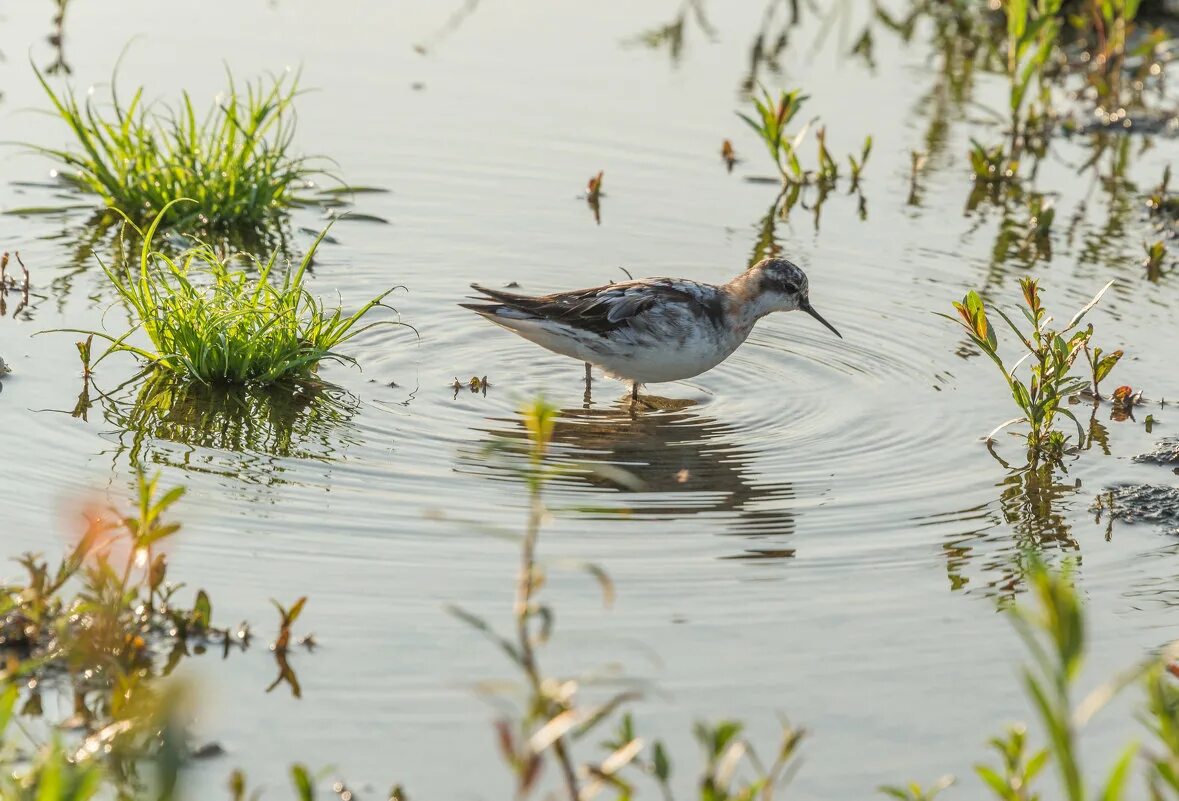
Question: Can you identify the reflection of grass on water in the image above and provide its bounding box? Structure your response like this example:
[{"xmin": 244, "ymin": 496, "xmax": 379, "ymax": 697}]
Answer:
[
  {"xmin": 99, "ymin": 370, "xmax": 360, "ymax": 474},
  {"xmin": 943, "ymin": 460, "xmax": 1082, "ymax": 599}
]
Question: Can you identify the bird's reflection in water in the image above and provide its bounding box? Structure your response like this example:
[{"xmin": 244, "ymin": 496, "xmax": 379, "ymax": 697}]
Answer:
[{"xmin": 462, "ymin": 396, "xmax": 798, "ymax": 562}]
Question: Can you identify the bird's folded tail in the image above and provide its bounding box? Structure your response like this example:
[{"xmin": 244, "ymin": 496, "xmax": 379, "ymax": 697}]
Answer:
[{"xmin": 459, "ymin": 284, "xmax": 544, "ymax": 320}]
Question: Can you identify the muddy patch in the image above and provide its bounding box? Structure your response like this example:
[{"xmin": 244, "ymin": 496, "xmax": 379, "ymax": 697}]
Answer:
[{"xmin": 1098, "ymin": 484, "xmax": 1179, "ymax": 535}]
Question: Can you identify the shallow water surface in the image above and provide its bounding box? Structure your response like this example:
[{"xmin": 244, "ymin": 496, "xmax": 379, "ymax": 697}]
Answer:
[{"xmin": 1, "ymin": 1, "xmax": 1178, "ymax": 797}]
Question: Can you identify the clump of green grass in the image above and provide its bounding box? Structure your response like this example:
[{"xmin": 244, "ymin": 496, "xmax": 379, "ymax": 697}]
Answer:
[
  {"xmin": 31, "ymin": 63, "xmax": 320, "ymax": 234},
  {"xmin": 69, "ymin": 202, "xmax": 403, "ymax": 386},
  {"xmin": 943, "ymin": 277, "xmax": 1118, "ymax": 464}
]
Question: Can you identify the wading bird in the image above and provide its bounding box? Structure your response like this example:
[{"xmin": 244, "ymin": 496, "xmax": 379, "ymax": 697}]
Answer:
[{"xmin": 461, "ymin": 258, "xmax": 842, "ymax": 401}]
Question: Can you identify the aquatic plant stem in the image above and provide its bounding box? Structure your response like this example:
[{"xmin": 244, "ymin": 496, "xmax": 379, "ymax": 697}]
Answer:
[{"xmin": 516, "ymin": 437, "xmax": 581, "ymax": 801}]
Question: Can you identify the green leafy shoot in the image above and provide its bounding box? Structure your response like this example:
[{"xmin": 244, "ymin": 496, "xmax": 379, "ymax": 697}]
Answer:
[
  {"xmin": 737, "ymin": 85, "xmax": 809, "ymax": 183},
  {"xmin": 737, "ymin": 85, "xmax": 871, "ymax": 188},
  {"xmin": 941, "ymin": 277, "xmax": 1115, "ymax": 463}
]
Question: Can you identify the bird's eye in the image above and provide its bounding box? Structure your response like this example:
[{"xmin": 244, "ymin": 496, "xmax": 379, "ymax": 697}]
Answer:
[{"xmin": 780, "ymin": 282, "xmax": 799, "ymax": 294}]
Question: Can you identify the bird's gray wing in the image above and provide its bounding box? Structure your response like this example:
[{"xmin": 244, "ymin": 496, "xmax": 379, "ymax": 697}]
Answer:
[{"xmin": 466, "ymin": 279, "xmax": 723, "ymax": 336}]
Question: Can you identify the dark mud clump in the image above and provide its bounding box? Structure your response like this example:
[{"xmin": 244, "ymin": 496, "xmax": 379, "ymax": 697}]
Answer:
[
  {"xmin": 1099, "ymin": 484, "xmax": 1179, "ymax": 535},
  {"xmin": 1134, "ymin": 437, "xmax": 1179, "ymax": 468}
]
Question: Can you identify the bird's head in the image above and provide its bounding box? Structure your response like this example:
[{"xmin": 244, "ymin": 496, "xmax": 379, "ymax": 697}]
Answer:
[{"xmin": 750, "ymin": 257, "xmax": 842, "ymax": 338}]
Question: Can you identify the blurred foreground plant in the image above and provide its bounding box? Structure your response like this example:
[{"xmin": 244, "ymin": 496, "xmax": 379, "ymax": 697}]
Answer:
[
  {"xmin": 450, "ymin": 397, "xmax": 804, "ymax": 800},
  {"xmin": 891, "ymin": 558, "xmax": 1179, "ymax": 800}
]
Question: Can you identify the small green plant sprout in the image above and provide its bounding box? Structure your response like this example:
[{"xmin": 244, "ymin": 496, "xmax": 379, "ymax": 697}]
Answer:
[
  {"xmin": 816, "ymin": 126, "xmax": 839, "ymax": 183},
  {"xmin": 690, "ymin": 719, "xmax": 805, "ymax": 801},
  {"xmin": 76, "ymin": 333, "xmax": 93, "ymax": 377},
  {"xmin": 1145, "ymin": 240, "xmax": 1168, "ymax": 280},
  {"xmin": 849, "ymin": 135, "xmax": 872, "ymax": 189},
  {"xmin": 969, "ymin": 139, "xmax": 1020, "ymax": 184},
  {"xmin": 879, "ymin": 776, "xmax": 954, "ymax": 800},
  {"xmin": 30, "ymin": 63, "xmax": 325, "ymax": 235},
  {"xmin": 738, "ymin": 86, "xmax": 808, "ymax": 183},
  {"xmin": 942, "ymin": 277, "xmax": 1115, "ymax": 463},
  {"xmin": 974, "ymin": 725, "xmax": 1048, "ymax": 801},
  {"xmin": 268, "ymin": 596, "xmax": 309, "ymax": 697},
  {"xmin": 271, "ymin": 596, "xmax": 308, "ymax": 654},
  {"xmin": 1081, "ymin": 338, "xmax": 1123, "ymax": 400},
  {"xmin": 59, "ymin": 201, "xmax": 404, "ymax": 386},
  {"xmin": 738, "ymin": 85, "xmax": 870, "ymax": 187}
]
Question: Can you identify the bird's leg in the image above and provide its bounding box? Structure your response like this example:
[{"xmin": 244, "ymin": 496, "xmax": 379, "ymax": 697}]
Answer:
[
  {"xmin": 583, "ymin": 363, "xmax": 592, "ymax": 407},
  {"xmin": 631, "ymin": 382, "xmax": 639, "ymax": 402}
]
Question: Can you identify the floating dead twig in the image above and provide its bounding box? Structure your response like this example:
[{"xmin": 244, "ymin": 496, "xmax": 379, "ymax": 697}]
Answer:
[
  {"xmin": 585, "ymin": 171, "xmax": 604, "ymax": 225},
  {"xmin": 452, "ymin": 375, "xmax": 491, "ymax": 398},
  {"xmin": 721, "ymin": 139, "xmax": 738, "ymax": 171}
]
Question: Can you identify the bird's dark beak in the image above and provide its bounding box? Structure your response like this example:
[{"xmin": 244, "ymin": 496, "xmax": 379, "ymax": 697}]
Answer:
[{"xmin": 801, "ymin": 300, "xmax": 843, "ymax": 339}]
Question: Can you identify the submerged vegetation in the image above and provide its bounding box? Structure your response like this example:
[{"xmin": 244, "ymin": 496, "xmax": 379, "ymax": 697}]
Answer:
[
  {"xmin": 64, "ymin": 203, "xmax": 403, "ymax": 386},
  {"xmin": 31, "ymin": 64, "xmax": 320, "ymax": 236}
]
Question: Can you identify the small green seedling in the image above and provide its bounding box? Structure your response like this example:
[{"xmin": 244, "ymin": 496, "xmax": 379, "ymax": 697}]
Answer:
[
  {"xmin": 738, "ymin": 85, "xmax": 871, "ymax": 187},
  {"xmin": 1145, "ymin": 240, "xmax": 1168, "ymax": 279},
  {"xmin": 880, "ymin": 776, "xmax": 954, "ymax": 800},
  {"xmin": 271, "ymin": 596, "xmax": 308, "ymax": 654},
  {"xmin": 75, "ymin": 333, "xmax": 93, "ymax": 378}
]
